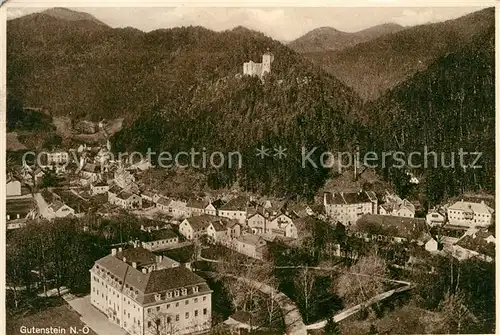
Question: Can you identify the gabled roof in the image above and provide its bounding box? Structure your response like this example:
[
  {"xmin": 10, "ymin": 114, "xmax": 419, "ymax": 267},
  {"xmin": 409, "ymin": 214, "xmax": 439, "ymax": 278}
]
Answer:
[
  {"xmin": 184, "ymin": 214, "xmax": 217, "ymax": 231},
  {"xmin": 93, "ymin": 180, "xmax": 109, "ymax": 187},
  {"xmin": 212, "ymin": 221, "xmax": 228, "ymax": 232},
  {"xmin": 49, "ymin": 200, "xmax": 70, "ymax": 212},
  {"xmin": 343, "ymin": 191, "xmax": 371, "ymax": 204},
  {"xmin": 148, "ymin": 229, "xmax": 178, "ymax": 241},
  {"xmin": 109, "ymin": 184, "xmax": 123, "ymax": 194},
  {"xmin": 143, "ymin": 266, "xmax": 207, "ymax": 293},
  {"xmin": 117, "ymin": 191, "xmax": 136, "ymax": 200},
  {"xmin": 116, "ymin": 247, "xmax": 156, "ymax": 267},
  {"xmin": 157, "ymin": 197, "xmax": 171, "ymax": 206},
  {"xmin": 220, "ymin": 196, "xmax": 248, "ymax": 211},
  {"xmin": 324, "ymin": 192, "xmax": 345, "ymax": 205},
  {"xmin": 237, "ymin": 234, "xmax": 266, "ymax": 246},
  {"xmin": 82, "ymin": 163, "xmax": 99, "ymax": 173},
  {"xmin": 186, "ymin": 199, "xmax": 209, "ymax": 209},
  {"xmin": 455, "ymin": 230, "xmax": 495, "ymax": 258},
  {"xmin": 448, "ymin": 200, "xmax": 494, "ymax": 215}
]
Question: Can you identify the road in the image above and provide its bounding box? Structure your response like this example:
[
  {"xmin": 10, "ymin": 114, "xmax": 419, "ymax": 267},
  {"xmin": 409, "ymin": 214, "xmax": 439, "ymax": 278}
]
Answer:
[{"xmin": 34, "ymin": 192, "xmax": 55, "ymax": 220}]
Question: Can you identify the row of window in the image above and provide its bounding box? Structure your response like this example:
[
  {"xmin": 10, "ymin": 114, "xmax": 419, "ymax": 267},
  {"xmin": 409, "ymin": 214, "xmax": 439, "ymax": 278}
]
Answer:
[
  {"xmin": 147, "ymin": 308, "xmax": 208, "ymax": 327},
  {"xmin": 148, "ymin": 296, "xmax": 207, "ymax": 313}
]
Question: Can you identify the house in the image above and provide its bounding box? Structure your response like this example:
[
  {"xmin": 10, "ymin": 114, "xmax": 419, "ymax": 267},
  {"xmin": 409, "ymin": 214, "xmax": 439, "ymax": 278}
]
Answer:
[
  {"xmin": 108, "ymin": 184, "xmax": 123, "ymax": 204},
  {"xmin": 285, "ymin": 202, "xmax": 314, "ymax": 219},
  {"xmin": 235, "ymin": 234, "xmax": 268, "ymax": 260},
  {"xmin": 452, "ymin": 229, "xmax": 495, "ymax": 262},
  {"xmin": 141, "ymin": 229, "xmax": 179, "ymax": 251},
  {"xmin": 156, "ymin": 197, "xmax": 172, "ymax": 212},
  {"xmin": 353, "ymin": 214, "xmax": 429, "ymax": 244},
  {"xmin": 6, "ymin": 197, "xmax": 37, "ymax": 229},
  {"xmin": 91, "ymin": 180, "xmax": 110, "ymax": 196},
  {"xmin": 110, "ymin": 191, "xmax": 142, "ymax": 210},
  {"xmin": 90, "ymin": 247, "xmax": 212, "ymax": 335},
  {"xmin": 178, "ymin": 215, "xmax": 217, "ymax": 241},
  {"xmin": 447, "ymin": 200, "xmax": 493, "ymax": 228},
  {"xmin": 204, "ymin": 202, "xmax": 217, "ymax": 216},
  {"xmin": 247, "ymin": 211, "xmax": 266, "ymax": 235},
  {"xmin": 424, "ymin": 237, "xmax": 439, "ymax": 252},
  {"xmin": 140, "ymin": 219, "xmax": 171, "ymax": 232},
  {"xmin": 212, "ymin": 221, "xmax": 231, "ymax": 244},
  {"xmin": 46, "ymin": 151, "xmax": 69, "ymax": 165},
  {"xmin": 379, "ymin": 194, "xmax": 416, "ymax": 218},
  {"xmin": 114, "ymin": 167, "xmax": 139, "ymax": 193},
  {"xmin": 218, "ymin": 196, "xmax": 248, "ymax": 225},
  {"xmin": 266, "ymin": 214, "xmax": 298, "ymax": 239},
  {"xmin": 141, "ymin": 191, "xmax": 155, "ymax": 202},
  {"xmin": 6, "ymin": 178, "xmax": 22, "ymax": 197},
  {"xmin": 426, "ymin": 208, "xmax": 446, "ymax": 226},
  {"xmin": 323, "ymin": 191, "xmax": 377, "ymax": 225},
  {"xmin": 186, "ymin": 199, "xmax": 209, "ymax": 217},
  {"xmin": 48, "ymin": 201, "xmax": 75, "ymax": 218},
  {"xmin": 81, "ymin": 163, "xmax": 101, "ymax": 183},
  {"xmin": 155, "ymin": 198, "xmax": 189, "ymax": 219}
]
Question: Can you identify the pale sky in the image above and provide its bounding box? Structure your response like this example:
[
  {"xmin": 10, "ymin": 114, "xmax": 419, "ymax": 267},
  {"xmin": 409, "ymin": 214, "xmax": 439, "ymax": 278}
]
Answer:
[{"xmin": 7, "ymin": 7, "xmax": 486, "ymax": 41}]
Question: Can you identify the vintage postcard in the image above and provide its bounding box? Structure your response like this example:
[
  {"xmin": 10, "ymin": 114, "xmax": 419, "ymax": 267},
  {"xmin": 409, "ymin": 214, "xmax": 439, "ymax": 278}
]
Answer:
[{"xmin": 1, "ymin": 1, "xmax": 497, "ymax": 335}]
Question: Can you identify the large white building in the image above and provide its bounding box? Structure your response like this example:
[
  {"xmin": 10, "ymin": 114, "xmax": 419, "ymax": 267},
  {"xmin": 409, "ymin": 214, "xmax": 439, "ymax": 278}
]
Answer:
[
  {"xmin": 90, "ymin": 247, "xmax": 212, "ymax": 335},
  {"xmin": 447, "ymin": 200, "xmax": 494, "ymax": 228},
  {"xmin": 323, "ymin": 191, "xmax": 378, "ymax": 225},
  {"xmin": 243, "ymin": 52, "xmax": 274, "ymax": 79}
]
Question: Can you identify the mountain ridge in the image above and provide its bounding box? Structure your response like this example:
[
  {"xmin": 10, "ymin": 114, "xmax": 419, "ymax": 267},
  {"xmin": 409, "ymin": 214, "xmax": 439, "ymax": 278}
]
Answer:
[
  {"xmin": 288, "ymin": 23, "xmax": 405, "ymax": 53},
  {"xmin": 301, "ymin": 7, "xmax": 494, "ymax": 100}
]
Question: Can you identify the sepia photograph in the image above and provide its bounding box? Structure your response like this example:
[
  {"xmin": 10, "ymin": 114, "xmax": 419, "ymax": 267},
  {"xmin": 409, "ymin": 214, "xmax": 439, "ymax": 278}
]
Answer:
[{"xmin": 2, "ymin": 3, "xmax": 496, "ymax": 335}]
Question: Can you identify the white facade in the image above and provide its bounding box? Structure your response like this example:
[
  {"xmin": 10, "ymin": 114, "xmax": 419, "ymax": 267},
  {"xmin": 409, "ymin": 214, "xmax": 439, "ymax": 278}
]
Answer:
[
  {"xmin": 447, "ymin": 200, "xmax": 493, "ymax": 228},
  {"xmin": 243, "ymin": 53, "xmax": 274, "ymax": 78},
  {"xmin": 6, "ymin": 180, "xmax": 22, "ymax": 197},
  {"xmin": 90, "ymin": 251, "xmax": 212, "ymax": 335}
]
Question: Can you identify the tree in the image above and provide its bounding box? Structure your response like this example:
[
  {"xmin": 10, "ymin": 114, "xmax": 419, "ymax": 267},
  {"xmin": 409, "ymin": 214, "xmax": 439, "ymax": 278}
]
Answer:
[
  {"xmin": 294, "ymin": 267, "xmax": 316, "ymax": 323},
  {"xmin": 324, "ymin": 316, "xmax": 340, "ymax": 334},
  {"xmin": 439, "ymin": 290, "xmax": 478, "ymax": 334},
  {"xmin": 336, "ymin": 254, "xmax": 388, "ymax": 307}
]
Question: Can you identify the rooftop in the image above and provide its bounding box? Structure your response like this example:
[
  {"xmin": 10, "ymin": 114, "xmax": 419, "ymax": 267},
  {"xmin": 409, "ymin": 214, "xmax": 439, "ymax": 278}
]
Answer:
[
  {"xmin": 220, "ymin": 196, "xmax": 248, "ymax": 211},
  {"xmin": 448, "ymin": 200, "xmax": 494, "ymax": 215},
  {"xmin": 355, "ymin": 214, "xmax": 428, "ymax": 241}
]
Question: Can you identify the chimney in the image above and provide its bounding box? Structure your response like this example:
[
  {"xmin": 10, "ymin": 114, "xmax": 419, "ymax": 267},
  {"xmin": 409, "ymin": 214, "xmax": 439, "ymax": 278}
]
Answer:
[
  {"xmin": 111, "ymin": 248, "xmax": 117, "ymax": 256},
  {"xmin": 142, "ymin": 268, "xmax": 147, "ymax": 274},
  {"xmin": 132, "ymin": 262, "xmax": 137, "ymax": 268}
]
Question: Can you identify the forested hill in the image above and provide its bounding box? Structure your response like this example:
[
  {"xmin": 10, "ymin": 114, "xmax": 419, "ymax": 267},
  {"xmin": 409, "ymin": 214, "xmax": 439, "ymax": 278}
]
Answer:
[
  {"xmin": 7, "ymin": 10, "xmax": 360, "ymax": 121},
  {"xmin": 366, "ymin": 26, "xmax": 495, "ymax": 204},
  {"xmin": 8, "ymin": 8, "xmax": 368, "ymax": 197},
  {"xmin": 302, "ymin": 7, "xmax": 494, "ymax": 100},
  {"xmin": 288, "ymin": 23, "xmax": 404, "ymax": 53}
]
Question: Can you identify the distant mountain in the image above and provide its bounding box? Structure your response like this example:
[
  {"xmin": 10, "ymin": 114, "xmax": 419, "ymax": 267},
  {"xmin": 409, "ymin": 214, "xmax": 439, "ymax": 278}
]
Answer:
[
  {"xmin": 288, "ymin": 23, "xmax": 404, "ymax": 53},
  {"xmin": 303, "ymin": 7, "xmax": 494, "ymax": 100},
  {"xmin": 7, "ymin": 9, "xmax": 366, "ymax": 197},
  {"xmin": 39, "ymin": 7, "xmax": 109, "ymax": 26},
  {"xmin": 366, "ymin": 26, "xmax": 495, "ymax": 202}
]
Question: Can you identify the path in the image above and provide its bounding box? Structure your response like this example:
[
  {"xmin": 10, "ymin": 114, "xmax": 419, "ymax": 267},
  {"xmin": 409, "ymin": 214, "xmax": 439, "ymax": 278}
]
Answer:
[
  {"xmin": 201, "ymin": 271, "xmax": 307, "ymax": 335},
  {"xmin": 306, "ymin": 284, "xmax": 413, "ymax": 330},
  {"xmin": 66, "ymin": 295, "xmax": 127, "ymax": 335},
  {"xmin": 34, "ymin": 192, "xmax": 55, "ymax": 220},
  {"xmin": 200, "ymin": 255, "xmax": 413, "ymax": 331}
]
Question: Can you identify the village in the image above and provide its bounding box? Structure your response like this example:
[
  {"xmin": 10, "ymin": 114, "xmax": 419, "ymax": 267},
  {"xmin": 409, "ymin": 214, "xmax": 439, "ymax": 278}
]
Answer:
[{"xmin": 6, "ymin": 135, "xmax": 496, "ymax": 335}]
